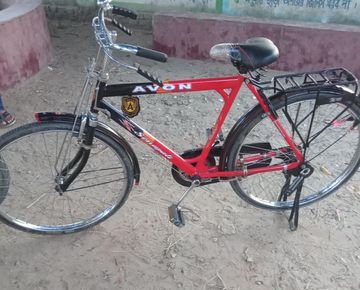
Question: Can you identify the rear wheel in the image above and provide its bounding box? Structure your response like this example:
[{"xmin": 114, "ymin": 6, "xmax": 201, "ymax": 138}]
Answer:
[
  {"xmin": 0, "ymin": 121, "xmax": 134, "ymax": 234},
  {"xmin": 227, "ymin": 90, "xmax": 360, "ymax": 210}
]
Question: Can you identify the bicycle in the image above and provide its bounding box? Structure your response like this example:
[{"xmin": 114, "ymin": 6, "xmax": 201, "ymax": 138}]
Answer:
[{"xmin": 0, "ymin": 0, "xmax": 359, "ymax": 234}]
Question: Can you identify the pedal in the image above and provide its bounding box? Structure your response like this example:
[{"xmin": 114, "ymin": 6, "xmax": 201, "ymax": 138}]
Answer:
[{"xmin": 168, "ymin": 204, "xmax": 185, "ymax": 227}]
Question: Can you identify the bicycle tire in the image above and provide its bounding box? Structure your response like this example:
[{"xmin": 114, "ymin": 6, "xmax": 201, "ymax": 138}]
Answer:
[
  {"xmin": 0, "ymin": 121, "xmax": 134, "ymax": 234},
  {"xmin": 226, "ymin": 89, "xmax": 360, "ymax": 210},
  {"xmin": 0, "ymin": 155, "xmax": 10, "ymax": 205}
]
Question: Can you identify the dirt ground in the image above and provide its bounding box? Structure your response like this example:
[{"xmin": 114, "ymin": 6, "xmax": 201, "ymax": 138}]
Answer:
[{"xmin": 0, "ymin": 20, "xmax": 360, "ymax": 290}]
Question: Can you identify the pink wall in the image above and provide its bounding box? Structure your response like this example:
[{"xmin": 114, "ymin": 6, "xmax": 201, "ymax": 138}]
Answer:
[
  {"xmin": 0, "ymin": 2, "xmax": 52, "ymax": 91},
  {"xmin": 153, "ymin": 13, "xmax": 360, "ymax": 78}
]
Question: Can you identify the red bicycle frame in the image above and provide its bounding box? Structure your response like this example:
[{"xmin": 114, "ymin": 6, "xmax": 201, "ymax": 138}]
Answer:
[{"xmin": 96, "ymin": 74, "xmax": 304, "ymax": 180}]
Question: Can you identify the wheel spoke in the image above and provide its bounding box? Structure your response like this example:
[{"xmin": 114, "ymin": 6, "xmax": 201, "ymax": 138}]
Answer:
[
  {"xmin": 66, "ymin": 177, "xmax": 127, "ymax": 192},
  {"xmin": 308, "ymin": 131, "xmax": 349, "ymax": 162},
  {"xmin": 71, "ymin": 171, "xmax": 124, "ymax": 186},
  {"xmin": 42, "ymin": 133, "xmax": 56, "ymax": 178},
  {"xmin": 25, "ymin": 192, "xmax": 49, "ymax": 209},
  {"xmin": 308, "ymin": 105, "xmax": 350, "ymax": 144}
]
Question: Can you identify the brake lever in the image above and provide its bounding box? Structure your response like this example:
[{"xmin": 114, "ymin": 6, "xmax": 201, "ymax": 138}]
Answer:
[{"xmin": 104, "ymin": 17, "xmax": 132, "ymax": 36}]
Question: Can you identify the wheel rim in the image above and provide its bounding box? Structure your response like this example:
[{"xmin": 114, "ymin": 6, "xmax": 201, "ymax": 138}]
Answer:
[{"xmin": 0, "ymin": 124, "xmax": 130, "ymax": 233}]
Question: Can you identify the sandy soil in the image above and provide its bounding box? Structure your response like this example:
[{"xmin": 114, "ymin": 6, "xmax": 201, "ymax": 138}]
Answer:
[{"xmin": 0, "ymin": 20, "xmax": 360, "ymax": 290}]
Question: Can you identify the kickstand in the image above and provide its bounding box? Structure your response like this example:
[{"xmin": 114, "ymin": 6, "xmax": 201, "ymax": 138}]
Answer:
[
  {"xmin": 288, "ymin": 178, "xmax": 304, "ymax": 231},
  {"xmin": 278, "ymin": 173, "xmax": 291, "ymax": 202},
  {"xmin": 279, "ymin": 164, "xmax": 313, "ymax": 231}
]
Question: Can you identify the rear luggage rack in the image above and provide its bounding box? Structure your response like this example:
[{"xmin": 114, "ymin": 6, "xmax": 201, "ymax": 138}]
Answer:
[
  {"xmin": 274, "ymin": 67, "xmax": 358, "ymax": 93},
  {"xmin": 256, "ymin": 68, "xmax": 359, "ymax": 95}
]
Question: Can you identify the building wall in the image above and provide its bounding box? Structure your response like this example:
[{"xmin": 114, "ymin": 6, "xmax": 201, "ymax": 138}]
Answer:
[
  {"xmin": 43, "ymin": 0, "xmax": 217, "ymax": 13},
  {"xmin": 44, "ymin": 0, "xmax": 360, "ymax": 25},
  {"xmin": 116, "ymin": 0, "xmax": 217, "ymax": 12}
]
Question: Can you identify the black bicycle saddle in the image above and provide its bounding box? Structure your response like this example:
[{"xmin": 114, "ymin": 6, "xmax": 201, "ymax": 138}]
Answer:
[{"xmin": 210, "ymin": 37, "xmax": 279, "ymax": 72}]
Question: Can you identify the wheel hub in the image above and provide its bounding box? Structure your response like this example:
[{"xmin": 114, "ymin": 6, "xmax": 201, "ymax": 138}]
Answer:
[
  {"xmin": 287, "ymin": 162, "xmax": 314, "ymax": 177},
  {"xmin": 54, "ymin": 175, "xmax": 65, "ymax": 195}
]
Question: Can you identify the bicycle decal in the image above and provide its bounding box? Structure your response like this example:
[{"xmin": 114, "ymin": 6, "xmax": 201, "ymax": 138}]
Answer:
[
  {"xmin": 132, "ymin": 82, "xmax": 192, "ymax": 93},
  {"xmin": 121, "ymin": 96, "xmax": 140, "ymax": 117}
]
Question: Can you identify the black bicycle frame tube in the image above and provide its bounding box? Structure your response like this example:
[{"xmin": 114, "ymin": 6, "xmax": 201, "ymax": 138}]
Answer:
[{"xmin": 98, "ymin": 81, "xmax": 195, "ymax": 97}]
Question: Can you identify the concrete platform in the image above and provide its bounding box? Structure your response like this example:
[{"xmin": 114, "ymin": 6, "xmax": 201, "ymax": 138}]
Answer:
[
  {"xmin": 153, "ymin": 12, "xmax": 360, "ymax": 77},
  {"xmin": 0, "ymin": 0, "xmax": 52, "ymax": 91}
]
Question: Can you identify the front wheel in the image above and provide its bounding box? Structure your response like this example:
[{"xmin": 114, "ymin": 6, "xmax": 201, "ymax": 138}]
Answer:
[
  {"xmin": 227, "ymin": 90, "xmax": 360, "ymax": 210},
  {"xmin": 0, "ymin": 121, "xmax": 134, "ymax": 234}
]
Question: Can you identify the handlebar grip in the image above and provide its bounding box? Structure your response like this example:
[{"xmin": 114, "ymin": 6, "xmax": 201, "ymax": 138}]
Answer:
[
  {"xmin": 136, "ymin": 47, "xmax": 168, "ymax": 63},
  {"xmin": 112, "ymin": 6, "xmax": 138, "ymax": 20}
]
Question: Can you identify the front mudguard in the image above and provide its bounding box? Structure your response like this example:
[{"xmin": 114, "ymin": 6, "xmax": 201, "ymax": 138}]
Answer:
[{"xmin": 34, "ymin": 112, "xmax": 141, "ymax": 184}]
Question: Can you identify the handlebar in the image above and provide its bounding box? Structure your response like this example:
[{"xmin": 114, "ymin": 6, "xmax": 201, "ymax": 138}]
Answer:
[{"xmin": 94, "ymin": 0, "xmax": 168, "ymax": 64}]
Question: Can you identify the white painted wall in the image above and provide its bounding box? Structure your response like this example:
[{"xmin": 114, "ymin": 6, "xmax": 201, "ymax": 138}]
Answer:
[{"xmin": 225, "ymin": 0, "xmax": 359, "ymax": 25}]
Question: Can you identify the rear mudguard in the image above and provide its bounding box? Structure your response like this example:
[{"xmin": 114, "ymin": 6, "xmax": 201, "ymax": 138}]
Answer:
[{"xmin": 35, "ymin": 112, "xmax": 141, "ymax": 184}]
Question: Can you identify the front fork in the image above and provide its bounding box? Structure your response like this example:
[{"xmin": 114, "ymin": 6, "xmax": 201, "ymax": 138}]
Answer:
[{"xmin": 56, "ymin": 113, "xmax": 98, "ymax": 193}]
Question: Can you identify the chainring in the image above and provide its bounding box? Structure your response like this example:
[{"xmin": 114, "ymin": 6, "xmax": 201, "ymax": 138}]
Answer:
[{"xmin": 171, "ymin": 147, "xmax": 218, "ymax": 187}]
